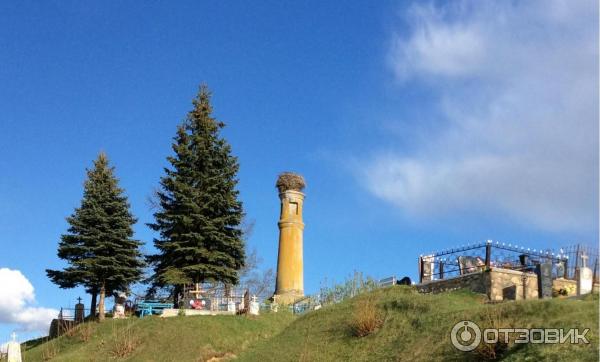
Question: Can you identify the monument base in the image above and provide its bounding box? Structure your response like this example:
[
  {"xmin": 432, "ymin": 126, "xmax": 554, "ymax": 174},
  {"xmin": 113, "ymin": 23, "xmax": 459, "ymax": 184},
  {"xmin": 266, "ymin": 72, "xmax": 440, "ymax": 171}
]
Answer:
[{"xmin": 272, "ymin": 291, "xmax": 304, "ymax": 305}]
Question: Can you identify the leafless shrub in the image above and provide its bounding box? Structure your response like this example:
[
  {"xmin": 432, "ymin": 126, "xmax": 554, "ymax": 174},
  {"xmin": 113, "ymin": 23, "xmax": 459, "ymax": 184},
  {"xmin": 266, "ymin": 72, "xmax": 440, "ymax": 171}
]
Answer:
[
  {"xmin": 350, "ymin": 297, "xmax": 384, "ymax": 337},
  {"xmin": 77, "ymin": 323, "xmax": 93, "ymax": 342}
]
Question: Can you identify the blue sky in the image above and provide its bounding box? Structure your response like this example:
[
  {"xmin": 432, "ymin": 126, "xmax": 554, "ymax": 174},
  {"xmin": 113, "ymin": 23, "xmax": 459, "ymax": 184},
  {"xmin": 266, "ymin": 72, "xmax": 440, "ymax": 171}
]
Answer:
[{"xmin": 0, "ymin": 0, "xmax": 598, "ymax": 341}]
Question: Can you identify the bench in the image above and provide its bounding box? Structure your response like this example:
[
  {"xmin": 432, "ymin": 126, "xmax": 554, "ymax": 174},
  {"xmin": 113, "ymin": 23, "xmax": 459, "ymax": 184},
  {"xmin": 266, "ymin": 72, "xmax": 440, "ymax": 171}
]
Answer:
[{"xmin": 135, "ymin": 301, "xmax": 174, "ymax": 318}]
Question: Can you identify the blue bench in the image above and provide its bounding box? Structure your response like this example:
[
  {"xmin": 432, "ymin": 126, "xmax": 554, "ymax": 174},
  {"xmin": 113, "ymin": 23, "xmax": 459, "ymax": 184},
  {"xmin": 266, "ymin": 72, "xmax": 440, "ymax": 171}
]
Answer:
[{"xmin": 135, "ymin": 300, "xmax": 174, "ymax": 318}]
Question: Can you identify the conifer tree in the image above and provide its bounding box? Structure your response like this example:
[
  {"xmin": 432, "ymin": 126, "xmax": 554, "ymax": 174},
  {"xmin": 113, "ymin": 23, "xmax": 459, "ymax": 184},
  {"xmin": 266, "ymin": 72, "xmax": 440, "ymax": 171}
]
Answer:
[
  {"xmin": 149, "ymin": 85, "xmax": 245, "ymax": 302},
  {"xmin": 47, "ymin": 153, "xmax": 145, "ymax": 320}
]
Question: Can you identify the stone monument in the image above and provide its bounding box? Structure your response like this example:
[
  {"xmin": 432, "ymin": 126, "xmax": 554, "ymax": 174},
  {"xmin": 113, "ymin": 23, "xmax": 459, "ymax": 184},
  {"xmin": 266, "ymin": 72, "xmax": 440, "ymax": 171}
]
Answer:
[
  {"xmin": 6, "ymin": 332, "xmax": 21, "ymax": 362},
  {"xmin": 577, "ymin": 254, "xmax": 593, "ymax": 296},
  {"xmin": 113, "ymin": 293, "xmax": 127, "ymax": 319},
  {"xmin": 273, "ymin": 172, "xmax": 305, "ymax": 304},
  {"xmin": 249, "ymin": 295, "xmax": 260, "ymax": 316},
  {"xmin": 75, "ymin": 297, "xmax": 85, "ymax": 323}
]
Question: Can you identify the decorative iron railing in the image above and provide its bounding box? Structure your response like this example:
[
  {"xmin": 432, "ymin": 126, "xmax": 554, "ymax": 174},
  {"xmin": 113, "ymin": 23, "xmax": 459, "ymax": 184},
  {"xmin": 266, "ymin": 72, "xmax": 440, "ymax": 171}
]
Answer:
[{"xmin": 418, "ymin": 241, "xmax": 599, "ymax": 284}]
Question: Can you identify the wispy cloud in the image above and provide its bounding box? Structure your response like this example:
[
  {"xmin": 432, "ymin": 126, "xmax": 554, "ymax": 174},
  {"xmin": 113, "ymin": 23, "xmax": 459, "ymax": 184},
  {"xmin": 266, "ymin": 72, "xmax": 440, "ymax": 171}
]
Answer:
[
  {"xmin": 363, "ymin": 0, "xmax": 598, "ymax": 232},
  {"xmin": 0, "ymin": 268, "xmax": 57, "ymax": 334}
]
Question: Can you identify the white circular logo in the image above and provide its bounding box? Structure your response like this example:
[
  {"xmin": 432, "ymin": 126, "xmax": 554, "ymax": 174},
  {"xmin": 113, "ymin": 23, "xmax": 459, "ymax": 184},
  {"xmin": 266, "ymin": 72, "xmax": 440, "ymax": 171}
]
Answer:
[{"xmin": 451, "ymin": 320, "xmax": 481, "ymax": 351}]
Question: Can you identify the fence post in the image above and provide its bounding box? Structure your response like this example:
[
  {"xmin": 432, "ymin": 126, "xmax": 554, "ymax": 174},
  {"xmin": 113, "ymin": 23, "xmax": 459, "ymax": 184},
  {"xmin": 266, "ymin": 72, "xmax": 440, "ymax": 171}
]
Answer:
[
  {"xmin": 419, "ymin": 256, "xmax": 424, "ymax": 284},
  {"xmin": 485, "ymin": 240, "xmax": 492, "ymax": 270},
  {"xmin": 439, "ymin": 261, "xmax": 444, "ymax": 279},
  {"xmin": 594, "ymin": 258, "xmax": 599, "ymax": 284},
  {"xmin": 563, "ymin": 258, "xmax": 569, "ymax": 279}
]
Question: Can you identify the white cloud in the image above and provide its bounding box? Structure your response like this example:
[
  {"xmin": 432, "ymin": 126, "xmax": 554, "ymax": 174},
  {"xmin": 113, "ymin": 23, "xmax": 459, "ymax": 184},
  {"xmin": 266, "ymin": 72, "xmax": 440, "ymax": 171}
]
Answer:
[
  {"xmin": 365, "ymin": 0, "xmax": 598, "ymax": 231},
  {"xmin": 0, "ymin": 268, "xmax": 58, "ymax": 334}
]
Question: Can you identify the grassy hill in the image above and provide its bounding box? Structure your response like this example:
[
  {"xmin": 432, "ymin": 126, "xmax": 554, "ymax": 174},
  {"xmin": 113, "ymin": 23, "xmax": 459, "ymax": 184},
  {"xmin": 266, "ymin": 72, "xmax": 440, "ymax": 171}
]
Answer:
[{"xmin": 22, "ymin": 287, "xmax": 598, "ymax": 361}]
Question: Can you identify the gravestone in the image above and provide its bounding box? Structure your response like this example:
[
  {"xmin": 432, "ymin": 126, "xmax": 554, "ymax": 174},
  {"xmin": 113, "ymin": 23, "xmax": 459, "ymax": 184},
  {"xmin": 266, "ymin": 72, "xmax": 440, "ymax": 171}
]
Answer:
[
  {"xmin": 227, "ymin": 300, "xmax": 236, "ymax": 313},
  {"xmin": 578, "ymin": 255, "xmax": 593, "ymax": 296},
  {"xmin": 458, "ymin": 256, "xmax": 484, "ymax": 275},
  {"xmin": 555, "ymin": 262, "xmax": 565, "ymax": 279},
  {"xmin": 421, "ymin": 255, "xmax": 434, "ymax": 281},
  {"xmin": 7, "ymin": 332, "xmax": 21, "ymax": 362},
  {"xmin": 75, "ymin": 297, "xmax": 85, "ymax": 323},
  {"xmin": 249, "ymin": 295, "xmax": 259, "ymax": 316},
  {"xmin": 536, "ymin": 262, "xmax": 553, "ymax": 299}
]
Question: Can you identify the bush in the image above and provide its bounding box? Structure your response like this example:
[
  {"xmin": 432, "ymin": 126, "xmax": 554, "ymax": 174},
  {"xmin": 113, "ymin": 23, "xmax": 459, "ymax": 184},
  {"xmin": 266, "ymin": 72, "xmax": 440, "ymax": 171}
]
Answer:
[
  {"xmin": 110, "ymin": 323, "xmax": 140, "ymax": 358},
  {"xmin": 350, "ymin": 298, "xmax": 384, "ymax": 337},
  {"xmin": 77, "ymin": 323, "xmax": 93, "ymax": 342}
]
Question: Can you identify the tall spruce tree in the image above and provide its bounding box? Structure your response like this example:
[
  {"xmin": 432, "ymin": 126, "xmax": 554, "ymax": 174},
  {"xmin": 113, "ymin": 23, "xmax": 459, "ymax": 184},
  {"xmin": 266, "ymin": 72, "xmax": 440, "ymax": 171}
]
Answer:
[
  {"xmin": 47, "ymin": 153, "xmax": 145, "ymax": 320},
  {"xmin": 149, "ymin": 85, "xmax": 245, "ymax": 302}
]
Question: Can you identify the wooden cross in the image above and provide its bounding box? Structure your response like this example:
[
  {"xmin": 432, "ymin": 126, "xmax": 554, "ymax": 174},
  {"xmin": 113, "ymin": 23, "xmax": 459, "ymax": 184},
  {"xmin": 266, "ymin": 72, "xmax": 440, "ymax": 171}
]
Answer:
[
  {"xmin": 581, "ymin": 254, "xmax": 589, "ymax": 269},
  {"xmin": 77, "ymin": 296, "xmax": 83, "ymax": 304},
  {"xmin": 190, "ymin": 283, "xmax": 203, "ymax": 299}
]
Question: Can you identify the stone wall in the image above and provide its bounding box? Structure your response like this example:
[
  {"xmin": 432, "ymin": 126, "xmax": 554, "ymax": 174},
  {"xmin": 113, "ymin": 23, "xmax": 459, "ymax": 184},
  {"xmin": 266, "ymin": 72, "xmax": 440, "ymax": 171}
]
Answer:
[
  {"xmin": 48, "ymin": 319, "xmax": 76, "ymax": 338},
  {"xmin": 417, "ymin": 267, "xmax": 598, "ymax": 301},
  {"xmin": 488, "ymin": 268, "xmax": 538, "ymax": 301},
  {"xmin": 417, "ymin": 271, "xmax": 488, "ymax": 294}
]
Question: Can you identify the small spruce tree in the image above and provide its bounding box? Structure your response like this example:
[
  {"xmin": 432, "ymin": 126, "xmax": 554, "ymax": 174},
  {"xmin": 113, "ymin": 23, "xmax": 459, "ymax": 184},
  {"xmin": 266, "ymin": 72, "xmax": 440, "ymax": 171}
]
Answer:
[
  {"xmin": 47, "ymin": 153, "xmax": 145, "ymax": 320},
  {"xmin": 149, "ymin": 85, "xmax": 245, "ymax": 303}
]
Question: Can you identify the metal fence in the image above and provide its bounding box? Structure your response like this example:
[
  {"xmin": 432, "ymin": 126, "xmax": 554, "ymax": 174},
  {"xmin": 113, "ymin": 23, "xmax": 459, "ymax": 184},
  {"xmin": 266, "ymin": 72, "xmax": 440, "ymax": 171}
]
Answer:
[
  {"xmin": 418, "ymin": 241, "xmax": 598, "ymax": 283},
  {"xmin": 57, "ymin": 307, "xmax": 90, "ymax": 321},
  {"xmin": 561, "ymin": 244, "xmax": 599, "ymax": 280}
]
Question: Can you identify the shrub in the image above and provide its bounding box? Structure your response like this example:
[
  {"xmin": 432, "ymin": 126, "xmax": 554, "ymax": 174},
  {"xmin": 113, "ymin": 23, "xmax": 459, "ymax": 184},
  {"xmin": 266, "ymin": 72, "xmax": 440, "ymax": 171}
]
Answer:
[
  {"xmin": 110, "ymin": 323, "xmax": 140, "ymax": 358},
  {"xmin": 350, "ymin": 298, "xmax": 384, "ymax": 337},
  {"xmin": 77, "ymin": 323, "xmax": 93, "ymax": 342}
]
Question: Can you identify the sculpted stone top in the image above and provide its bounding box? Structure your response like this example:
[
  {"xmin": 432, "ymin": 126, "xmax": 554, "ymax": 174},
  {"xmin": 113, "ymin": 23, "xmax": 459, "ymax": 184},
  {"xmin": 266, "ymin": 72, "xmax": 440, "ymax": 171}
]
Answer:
[{"xmin": 276, "ymin": 172, "xmax": 306, "ymax": 193}]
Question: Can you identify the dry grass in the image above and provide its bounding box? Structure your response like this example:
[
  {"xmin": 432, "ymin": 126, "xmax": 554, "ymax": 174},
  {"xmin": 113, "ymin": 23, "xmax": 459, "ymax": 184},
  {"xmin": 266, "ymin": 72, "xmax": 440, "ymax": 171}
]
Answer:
[
  {"xmin": 350, "ymin": 297, "xmax": 384, "ymax": 337},
  {"xmin": 276, "ymin": 172, "xmax": 305, "ymax": 192},
  {"xmin": 109, "ymin": 322, "xmax": 140, "ymax": 359},
  {"xmin": 77, "ymin": 323, "xmax": 93, "ymax": 342},
  {"xmin": 473, "ymin": 307, "xmax": 512, "ymax": 360},
  {"xmin": 41, "ymin": 339, "xmax": 60, "ymax": 361}
]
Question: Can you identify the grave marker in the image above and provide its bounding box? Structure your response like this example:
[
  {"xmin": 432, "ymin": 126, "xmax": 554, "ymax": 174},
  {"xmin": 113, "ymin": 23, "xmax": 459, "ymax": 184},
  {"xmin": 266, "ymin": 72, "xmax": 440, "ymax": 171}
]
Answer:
[
  {"xmin": 578, "ymin": 254, "xmax": 593, "ymax": 296},
  {"xmin": 7, "ymin": 332, "xmax": 21, "ymax": 362},
  {"xmin": 536, "ymin": 262, "xmax": 553, "ymax": 299}
]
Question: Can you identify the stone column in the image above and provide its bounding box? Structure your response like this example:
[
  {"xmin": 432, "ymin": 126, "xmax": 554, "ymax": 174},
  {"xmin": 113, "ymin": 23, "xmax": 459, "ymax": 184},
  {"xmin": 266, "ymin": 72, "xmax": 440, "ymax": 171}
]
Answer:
[{"xmin": 273, "ymin": 173, "xmax": 305, "ymax": 304}]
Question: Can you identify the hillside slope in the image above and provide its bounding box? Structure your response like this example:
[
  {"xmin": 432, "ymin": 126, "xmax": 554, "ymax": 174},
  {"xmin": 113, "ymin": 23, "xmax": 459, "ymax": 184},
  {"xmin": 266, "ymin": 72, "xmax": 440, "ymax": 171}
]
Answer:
[
  {"xmin": 22, "ymin": 312, "xmax": 295, "ymax": 361},
  {"xmin": 239, "ymin": 287, "xmax": 598, "ymax": 361},
  {"xmin": 23, "ymin": 287, "xmax": 598, "ymax": 361}
]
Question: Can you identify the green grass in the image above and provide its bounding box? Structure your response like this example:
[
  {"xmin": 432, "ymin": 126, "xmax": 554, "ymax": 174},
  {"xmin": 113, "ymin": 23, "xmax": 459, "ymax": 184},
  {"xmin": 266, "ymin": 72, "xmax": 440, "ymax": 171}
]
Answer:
[
  {"xmin": 22, "ymin": 312, "xmax": 295, "ymax": 361},
  {"xmin": 238, "ymin": 287, "xmax": 598, "ymax": 361},
  {"xmin": 23, "ymin": 288, "xmax": 599, "ymax": 361}
]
